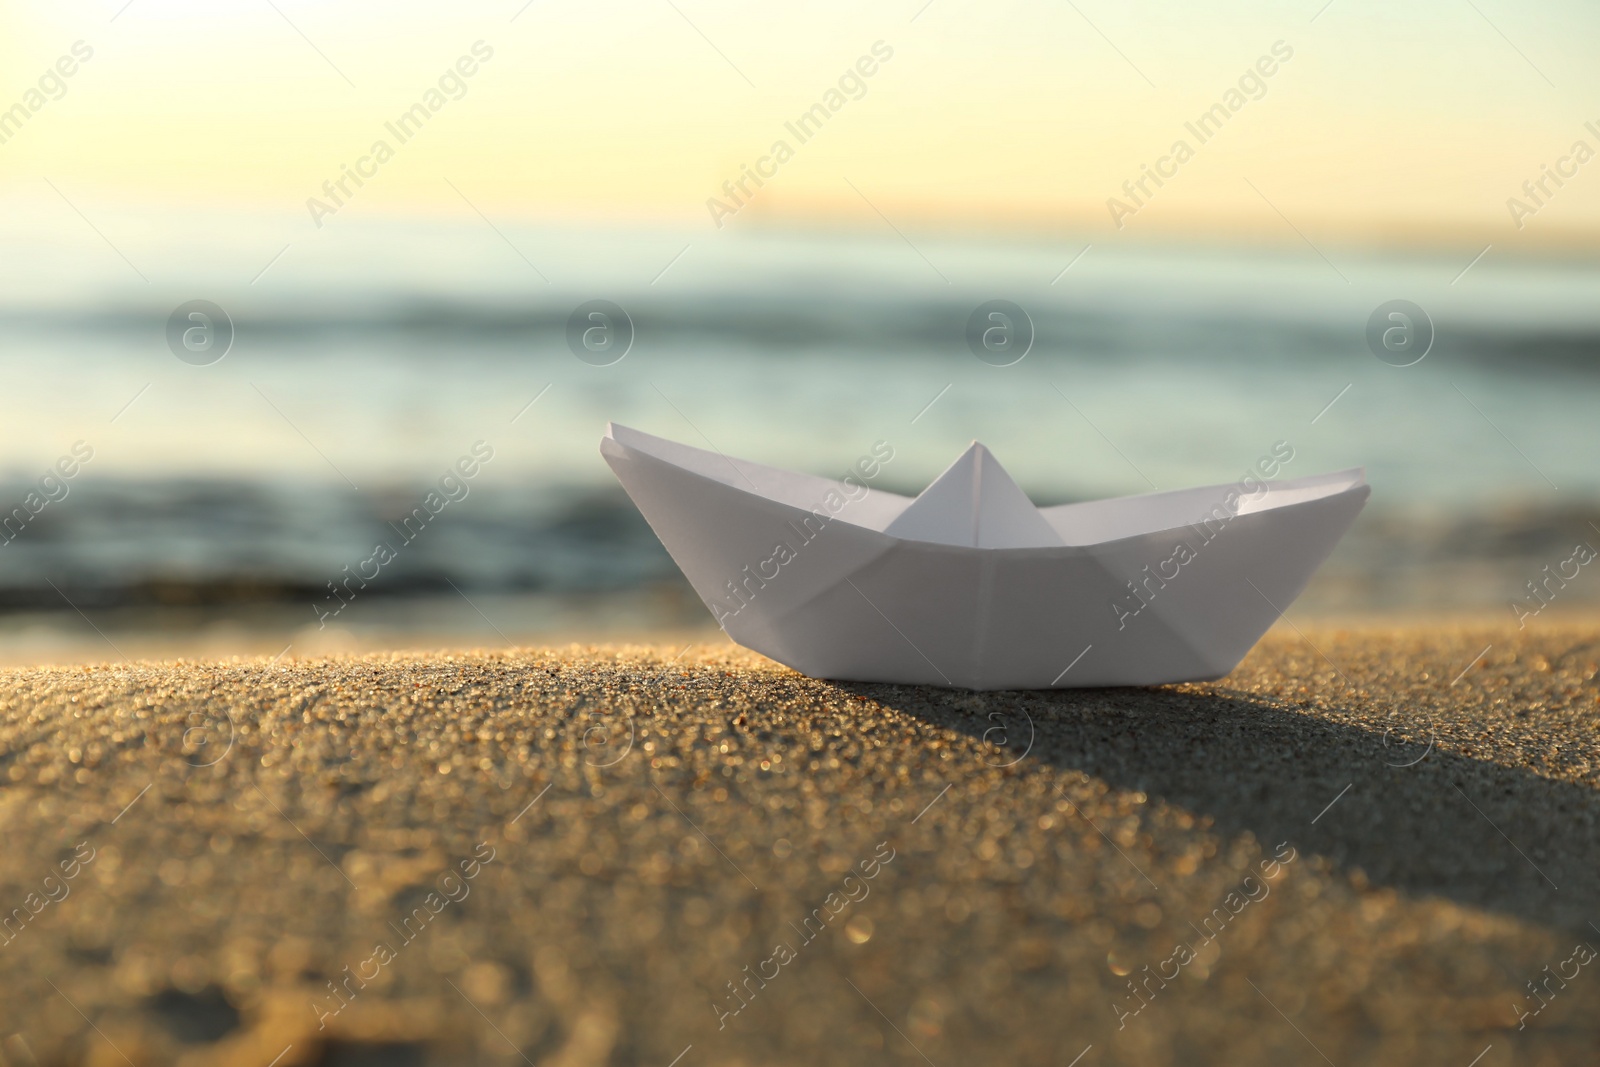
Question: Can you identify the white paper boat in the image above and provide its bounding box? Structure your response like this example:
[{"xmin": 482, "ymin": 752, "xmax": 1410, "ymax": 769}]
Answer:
[{"xmin": 602, "ymin": 423, "xmax": 1369, "ymax": 690}]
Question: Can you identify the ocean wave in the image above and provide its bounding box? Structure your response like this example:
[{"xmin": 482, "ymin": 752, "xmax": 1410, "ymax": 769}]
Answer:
[{"xmin": 2, "ymin": 476, "xmax": 1597, "ymax": 615}]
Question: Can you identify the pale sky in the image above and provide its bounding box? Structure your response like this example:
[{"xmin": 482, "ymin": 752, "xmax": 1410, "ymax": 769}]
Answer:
[{"xmin": 3, "ymin": 0, "xmax": 1598, "ymax": 248}]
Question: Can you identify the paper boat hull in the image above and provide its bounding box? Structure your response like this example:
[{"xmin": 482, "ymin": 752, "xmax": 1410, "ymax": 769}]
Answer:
[{"xmin": 602, "ymin": 425, "xmax": 1368, "ymax": 690}]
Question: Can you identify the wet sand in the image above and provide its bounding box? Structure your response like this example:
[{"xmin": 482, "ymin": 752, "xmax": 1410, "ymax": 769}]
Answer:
[{"xmin": 0, "ymin": 621, "xmax": 1597, "ymax": 1066}]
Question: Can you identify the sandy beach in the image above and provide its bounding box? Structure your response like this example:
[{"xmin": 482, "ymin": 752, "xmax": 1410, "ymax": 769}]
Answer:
[{"xmin": 1, "ymin": 620, "xmax": 1597, "ymax": 1066}]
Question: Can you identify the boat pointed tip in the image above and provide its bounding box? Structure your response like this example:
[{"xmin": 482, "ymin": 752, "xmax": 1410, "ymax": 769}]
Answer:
[{"xmin": 959, "ymin": 440, "xmax": 995, "ymax": 465}]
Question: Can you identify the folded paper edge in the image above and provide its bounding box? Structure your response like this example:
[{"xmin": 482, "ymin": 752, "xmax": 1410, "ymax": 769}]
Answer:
[{"xmin": 604, "ymin": 422, "xmax": 1368, "ymax": 553}]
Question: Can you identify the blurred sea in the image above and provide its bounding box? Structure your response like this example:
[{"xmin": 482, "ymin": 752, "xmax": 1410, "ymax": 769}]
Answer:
[{"xmin": 2, "ymin": 214, "xmax": 1598, "ymax": 655}]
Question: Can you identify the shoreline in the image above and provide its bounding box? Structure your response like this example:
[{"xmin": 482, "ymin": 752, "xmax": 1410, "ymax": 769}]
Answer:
[{"xmin": 7, "ymin": 607, "xmax": 1600, "ymax": 669}]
